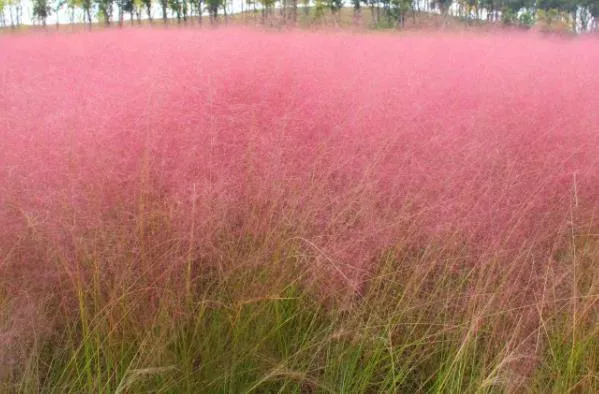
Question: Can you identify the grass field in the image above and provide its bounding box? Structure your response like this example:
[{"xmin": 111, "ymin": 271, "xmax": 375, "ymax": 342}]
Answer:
[{"xmin": 1, "ymin": 27, "xmax": 599, "ymax": 392}]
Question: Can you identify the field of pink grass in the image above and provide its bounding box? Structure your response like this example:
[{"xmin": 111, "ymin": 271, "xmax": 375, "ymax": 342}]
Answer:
[{"xmin": 1, "ymin": 28, "xmax": 599, "ymax": 390}]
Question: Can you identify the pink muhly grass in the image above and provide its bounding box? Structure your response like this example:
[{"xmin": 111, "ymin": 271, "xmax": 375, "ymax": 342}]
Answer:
[{"xmin": 0, "ymin": 27, "xmax": 599, "ymax": 381}]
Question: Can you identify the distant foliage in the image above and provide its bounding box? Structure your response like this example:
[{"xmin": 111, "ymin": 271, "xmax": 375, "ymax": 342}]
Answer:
[
  {"xmin": 31, "ymin": 0, "xmax": 51, "ymax": 24},
  {"xmin": 519, "ymin": 10, "xmax": 535, "ymax": 25},
  {"xmin": 1, "ymin": 0, "xmax": 599, "ymax": 31},
  {"xmin": 95, "ymin": 0, "xmax": 114, "ymax": 24}
]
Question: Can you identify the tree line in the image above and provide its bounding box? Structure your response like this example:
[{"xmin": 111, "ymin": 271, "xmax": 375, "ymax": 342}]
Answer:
[{"xmin": 0, "ymin": 0, "xmax": 597, "ymax": 32}]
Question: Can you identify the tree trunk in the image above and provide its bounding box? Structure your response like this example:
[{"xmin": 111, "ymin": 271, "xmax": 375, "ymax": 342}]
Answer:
[
  {"xmin": 292, "ymin": 0, "xmax": 297, "ymax": 22},
  {"xmin": 162, "ymin": 1, "xmax": 168, "ymax": 22},
  {"xmin": 370, "ymin": 4, "xmax": 375, "ymax": 25},
  {"xmin": 580, "ymin": 11, "xmax": 589, "ymax": 31},
  {"xmin": 54, "ymin": 7, "xmax": 60, "ymax": 28},
  {"xmin": 352, "ymin": 6, "xmax": 360, "ymax": 26},
  {"xmin": 16, "ymin": 4, "xmax": 22, "ymax": 26}
]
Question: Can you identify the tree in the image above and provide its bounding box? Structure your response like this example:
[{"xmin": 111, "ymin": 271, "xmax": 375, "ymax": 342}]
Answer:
[
  {"xmin": 0, "ymin": 0, "xmax": 6, "ymax": 27},
  {"xmin": 301, "ymin": 0, "xmax": 309, "ymax": 16},
  {"xmin": 206, "ymin": 0, "xmax": 222, "ymax": 22},
  {"xmin": 182, "ymin": 0, "xmax": 188, "ymax": 21},
  {"xmin": 366, "ymin": 0, "xmax": 379, "ymax": 25},
  {"xmin": 500, "ymin": 0, "xmax": 533, "ymax": 25},
  {"xmin": 66, "ymin": 0, "xmax": 81, "ymax": 24},
  {"xmin": 537, "ymin": 0, "xmax": 571, "ymax": 28},
  {"xmin": 96, "ymin": 0, "xmax": 114, "ymax": 24},
  {"xmin": 258, "ymin": 0, "xmax": 275, "ymax": 23},
  {"xmin": 587, "ymin": 0, "xmax": 599, "ymax": 30},
  {"xmin": 5, "ymin": 0, "xmax": 23, "ymax": 27},
  {"xmin": 479, "ymin": 0, "xmax": 497, "ymax": 21},
  {"xmin": 167, "ymin": 0, "xmax": 190, "ymax": 22},
  {"xmin": 117, "ymin": 0, "xmax": 126, "ymax": 24},
  {"xmin": 561, "ymin": 0, "xmax": 579, "ymax": 31},
  {"xmin": 290, "ymin": 0, "xmax": 298, "ymax": 22},
  {"xmin": 435, "ymin": 0, "xmax": 452, "ymax": 16},
  {"xmin": 140, "ymin": 0, "xmax": 152, "ymax": 21},
  {"xmin": 159, "ymin": 0, "xmax": 168, "ymax": 22},
  {"xmin": 327, "ymin": 0, "xmax": 343, "ymax": 24},
  {"xmin": 124, "ymin": 0, "xmax": 144, "ymax": 23},
  {"xmin": 32, "ymin": 0, "xmax": 52, "ymax": 25},
  {"xmin": 133, "ymin": 0, "xmax": 144, "ymax": 22},
  {"xmin": 466, "ymin": 0, "xmax": 480, "ymax": 19},
  {"xmin": 82, "ymin": 0, "xmax": 93, "ymax": 26},
  {"xmin": 577, "ymin": 0, "xmax": 599, "ymax": 31},
  {"xmin": 279, "ymin": 0, "xmax": 298, "ymax": 22},
  {"xmin": 391, "ymin": 0, "xmax": 413, "ymax": 27},
  {"xmin": 351, "ymin": 0, "xmax": 365, "ymax": 25},
  {"xmin": 52, "ymin": 0, "xmax": 67, "ymax": 25},
  {"xmin": 519, "ymin": 9, "xmax": 535, "ymax": 26},
  {"xmin": 188, "ymin": 0, "xmax": 203, "ymax": 23},
  {"xmin": 169, "ymin": 0, "xmax": 182, "ymax": 21},
  {"xmin": 314, "ymin": 0, "xmax": 327, "ymax": 22}
]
